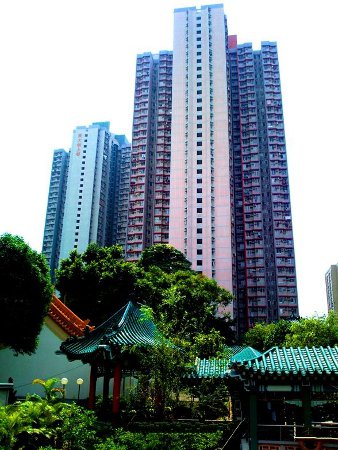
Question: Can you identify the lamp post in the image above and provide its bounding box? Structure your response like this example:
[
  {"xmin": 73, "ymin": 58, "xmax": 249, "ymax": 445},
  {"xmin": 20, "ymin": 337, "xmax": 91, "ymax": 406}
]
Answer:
[
  {"xmin": 76, "ymin": 378, "xmax": 84, "ymax": 401},
  {"xmin": 61, "ymin": 377, "xmax": 68, "ymax": 399}
]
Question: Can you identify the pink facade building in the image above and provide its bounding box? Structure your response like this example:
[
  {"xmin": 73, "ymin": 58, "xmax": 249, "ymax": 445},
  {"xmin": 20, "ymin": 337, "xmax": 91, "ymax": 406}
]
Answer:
[
  {"xmin": 169, "ymin": 5, "xmax": 234, "ymax": 309},
  {"xmin": 126, "ymin": 51, "xmax": 173, "ymax": 261}
]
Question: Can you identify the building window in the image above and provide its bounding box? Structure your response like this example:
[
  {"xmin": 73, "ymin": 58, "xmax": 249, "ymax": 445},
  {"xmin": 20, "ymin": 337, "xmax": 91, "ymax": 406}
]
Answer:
[
  {"xmin": 197, "ymin": 179, "xmax": 202, "ymax": 183},
  {"xmin": 197, "ymin": 228, "xmax": 202, "ymax": 234},
  {"xmin": 197, "ymin": 187, "xmax": 202, "ymax": 193},
  {"xmin": 197, "ymin": 115, "xmax": 202, "ymax": 120},
  {"xmin": 197, "ymin": 132, "xmax": 202, "ymax": 137},
  {"xmin": 197, "ymin": 74, "xmax": 202, "ymax": 78},
  {"xmin": 197, "ymin": 141, "xmax": 202, "ymax": 146},
  {"xmin": 197, "ymin": 106, "xmax": 202, "ymax": 111},
  {"xmin": 197, "ymin": 90, "xmax": 202, "ymax": 95},
  {"xmin": 197, "ymin": 248, "xmax": 203, "ymax": 254},
  {"xmin": 197, "ymin": 238, "xmax": 203, "ymax": 244},
  {"xmin": 197, "ymin": 52, "xmax": 201, "ymax": 56},
  {"xmin": 197, "ymin": 198, "xmax": 202, "ymax": 203},
  {"xmin": 197, "ymin": 98, "xmax": 202, "ymax": 103},
  {"xmin": 197, "ymin": 81, "xmax": 202, "ymax": 86},
  {"xmin": 197, "ymin": 260, "xmax": 203, "ymax": 266},
  {"xmin": 197, "ymin": 37, "xmax": 201, "ymax": 41},
  {"xmin": 197, "ymin": 44, "xmax": 201, "ymax": 48},
  {"xmin": 197, "ymin": 124, "xmax": 202, "ymax": 128},
  {"xmin": 197, "ymin": 59, "xmax": 201, "ymax": 63},
  {"xmin": 197, "ymin": 160, "xmax": 202, "ymax": 165},
  {"xmin": 197, "ymin": 217, "xmax": 202, "ymax": 223},
  {"xmin": 197, "ymin": 208, "xmax": 202, "ymax": 213}
]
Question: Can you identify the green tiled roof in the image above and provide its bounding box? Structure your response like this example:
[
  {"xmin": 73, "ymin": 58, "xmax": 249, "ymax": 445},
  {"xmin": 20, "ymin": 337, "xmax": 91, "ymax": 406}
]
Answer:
[
  {"xmin": 230, "ymin": 346, "xmax": 262, "ymax": 363},
  {"xmin": 237, "ymin": 346, "xmax": 338, "ymax": 376},
  {"xmin": 60, "ymin": 301, "xmax": 159, "ymax": 362},
  {"xmin": 189, "ymin": 347, "xmax": 248, "ymax": 378},
  {"xmin": 190, "ymin": 346, "xmax": 338, "ymax": 379}
]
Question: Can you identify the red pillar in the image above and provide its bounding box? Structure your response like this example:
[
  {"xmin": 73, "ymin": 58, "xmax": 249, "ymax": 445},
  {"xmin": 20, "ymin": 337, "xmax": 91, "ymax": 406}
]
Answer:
[
  {"xmin": 112, "ymin": 361, "xmax": 121, "ymax": 416},
  {"xmin": 88, "ymin": 363, "xmax": 97, "ymax": 410}
]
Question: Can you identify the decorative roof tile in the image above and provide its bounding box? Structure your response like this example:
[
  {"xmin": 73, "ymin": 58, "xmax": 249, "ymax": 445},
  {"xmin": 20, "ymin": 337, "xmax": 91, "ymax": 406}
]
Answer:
[
  {"xmin": 240, "ymin": 346, "xmax": 338, "ymax": 376},
  {"xmin": 48, "ymin": 294, "xmax": 94, "ymax": 337},
  {"xmin": 60, "ymin": 301, "xmax": 159, "ymax": 362},
  {"xmin": 191, "ymin": 346, "xmax": 338, "ymax": 379}
]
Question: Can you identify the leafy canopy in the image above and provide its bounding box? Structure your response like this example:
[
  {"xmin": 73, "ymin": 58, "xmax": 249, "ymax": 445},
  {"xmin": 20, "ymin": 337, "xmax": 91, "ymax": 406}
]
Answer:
[
  {"xmin": 138, "ymin": 244, "xmax": 192, "ymax": 273},
  {"xmin": 0, "ymin": 233, "xmax": 53, "ymax": 354},
  {"xmin": 243, "ymin": 312, "xmax": 338, "ymax": 351},
  {"xmin": 55, "ymin": 243, "xmax": 142, "ymax": 324}
]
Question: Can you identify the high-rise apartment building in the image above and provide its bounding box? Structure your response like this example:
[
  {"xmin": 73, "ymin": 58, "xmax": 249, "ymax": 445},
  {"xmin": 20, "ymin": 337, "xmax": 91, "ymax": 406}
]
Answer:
[
  {"xmin": 167, "ymin": 4, "xmax": 298, "ymax": 332},
  {"xmin": 44, "ymin": 3, "xmax": 298, "ymax": 334},
  {"xmin": 42, "ymin": 149, "xmax": 69, "ymax": 276},
  {"xmin": 325, "ymin": 265, "xmax": 338, "ymax": 312},
  {"xmin": 42, "ymin": 122, "xmax": 130, "ymax": 272},
  {"xmin": 169, "ymin": 4, "xmax": 234, "ymax": 309},
  {"xmin": 228, "ymin": 36, "xmax": 298, "ymax": 333},
  {"xmin": 126, "ymin": 51, "xmax": 173, "ymax": 261}
]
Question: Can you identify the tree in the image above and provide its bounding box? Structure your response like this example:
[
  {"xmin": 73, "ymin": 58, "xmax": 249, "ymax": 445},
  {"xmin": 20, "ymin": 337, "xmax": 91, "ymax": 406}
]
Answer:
[
  {"xmin": 286, "ymin": 313, "xmax": 338, "ymax": 347},
  {"xmin": 149, "ymin": 270, "xmax": 234, "ymax": 345},
  {"xmin": 243, "ymin": 313, "xmax": 338, "ymax": 351},
  {"xmin": 0, "ymin": 233, "xmax": 53, "ymax": 354},
  {"xmin": 138, "ymin": 244, "xmax": 192, "ymax": 273},
  {"xmin": 55, "ymin": 243, "xmax": 142, "ymax": 324},
  {"xmin": 243, "ymin": 320, "xmax": 292, "ymax": 351}
]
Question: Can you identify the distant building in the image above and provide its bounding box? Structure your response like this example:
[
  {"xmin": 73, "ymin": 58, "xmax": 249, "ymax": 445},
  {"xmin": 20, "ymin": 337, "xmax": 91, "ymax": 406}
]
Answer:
[
  {"xmin": 325, "ymin": 265, "xmax": 338, "ymax": 312},
  {"xmin": 42, "ymin": 123, "xmax": 130, "ymax": 272},
  {"xmin": 42, "ymin": 149, "xmax": 69, "ymax": 276},
  {"xmin": 228, "ymin": 36, "xmax": 298, "ymax": 333},
  {"xmin": 126, "ymin": 51, "xmax": 173, "ymax": 261}
]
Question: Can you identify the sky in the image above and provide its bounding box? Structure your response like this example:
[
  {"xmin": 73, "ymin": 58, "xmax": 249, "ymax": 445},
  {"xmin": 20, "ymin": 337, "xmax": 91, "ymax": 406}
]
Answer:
[{"xmin": 0, "ymin": 0, "xmax": 337, "ymax": 318}]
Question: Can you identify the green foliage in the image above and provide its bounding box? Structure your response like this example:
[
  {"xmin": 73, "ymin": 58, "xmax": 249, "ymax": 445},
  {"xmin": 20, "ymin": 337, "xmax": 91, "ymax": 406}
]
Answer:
[
  {"xmin": 0, "ymin": 233, "xmax": 53, "ymax": 354},
  {"xmin": 150, "ymin": 270, "xmax": 234, "ymax": 345},
  {"xmin": 0, "ymin": 397, "xmax": 98, "ymax": 450},
  {"xmin": 243, "ymin": 312, "xmax": 338, "ymax": 351},
  {"xmin": 32, "ymin": 378, "xmax": 64, "ymax": 403},
  {"xmin": 286, "ymin": 312, "xmax": 338, "ymax": 347},
  {"xmin": 95, "ymin": 429, "xmax": 222, "ymax": 450},
  {"xmin": 55, "ymin": 243, "xmax": 142, "ymax": 324},
  {"xmin": 138, "ymin": 244, "xmax": 192, "ymax": 273},
  {"xmin": 58, "ymin": 403, "xmax": 97, "ymax": 449},
  {"xmin": 243, "ymin": 320, "xmax": 292, "ymax": 351},
  {"xmin": 189, "ymin": 379, "xmax": 229, "ymax": 420}
]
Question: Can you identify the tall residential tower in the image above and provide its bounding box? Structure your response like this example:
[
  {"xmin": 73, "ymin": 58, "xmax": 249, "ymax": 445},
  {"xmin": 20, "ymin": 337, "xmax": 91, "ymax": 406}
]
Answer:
[
  {"xmin": 169, "ymin": 5, "xmax": 234, "ymax": 305},
  {"xmin": 42, "ymin": 122, "xmax": 130, "ymax": 272},
  {"xmin": 229, "ymin": 36, "xmax": 298, "ymax": 333},
  {"xmin": 126, "ymin": 51, "xmax": 173, "ymax": 261},
  {"xmin": 168, "ymin": 4, "xmax": 298, "ymax": 332}
]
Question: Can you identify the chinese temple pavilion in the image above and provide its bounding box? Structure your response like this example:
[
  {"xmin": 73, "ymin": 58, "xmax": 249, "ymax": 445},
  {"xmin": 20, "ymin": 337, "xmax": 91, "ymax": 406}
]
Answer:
[
  {"xmin": 192, "ymin": 346, "xmax": 338, "ymax": 450},
  {"xmin": 59, "ymin": 301, "xmax": 160, "ymax": 414}
]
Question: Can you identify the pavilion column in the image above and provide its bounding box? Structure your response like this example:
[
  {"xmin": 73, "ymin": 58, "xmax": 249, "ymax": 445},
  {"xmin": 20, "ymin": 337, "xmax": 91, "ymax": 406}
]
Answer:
[
  {"xmin": 302, "ymin": 386, "xmax": 312, "ymax": 431},
  {"xmin": 112, "ymin": 361, "xmax": 122, "ymax": 416},
  {"xmin": 249, "ymin": 391, "xmax": 258, "ymax": 450},
  {"xmin": 88, "ymin": 362, "xmax": 98, "ymax": 410}
]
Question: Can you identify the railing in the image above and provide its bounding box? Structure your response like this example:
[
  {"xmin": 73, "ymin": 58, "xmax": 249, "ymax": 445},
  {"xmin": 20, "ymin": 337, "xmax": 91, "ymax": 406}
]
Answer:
[
  {"xmin": 258, "ymin": 422, "xmax": 338, "ymax": 442},
  {"xmin": 258, "ymin": 424, "xmax": 303, "ymax": 442}
]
